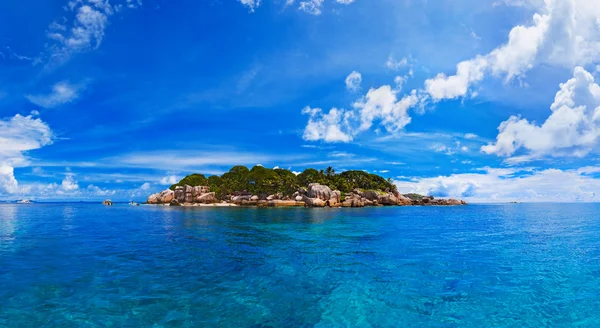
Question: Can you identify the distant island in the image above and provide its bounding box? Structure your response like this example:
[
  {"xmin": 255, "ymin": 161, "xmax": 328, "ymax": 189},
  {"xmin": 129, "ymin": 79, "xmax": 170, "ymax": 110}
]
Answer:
[{"xmin": 146, "ymin": 165, "xmax": 466, "ymax": 207}]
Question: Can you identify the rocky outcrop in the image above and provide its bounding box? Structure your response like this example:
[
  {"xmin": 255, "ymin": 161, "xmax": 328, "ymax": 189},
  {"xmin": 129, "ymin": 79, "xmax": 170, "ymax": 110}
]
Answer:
[
  {"xmin": 146, "ymin": 183, "xmax": 466, "ymax": 207},
  {"xmin": 304, "ymin": 197, "xmax": 327, "ymax": 207},
  {"xmin": 102, "ymin": 199, "xmax": 113, "ymax": 206},
  {"xmin": 308, "ymin": 183, "xmax": 333, "ymax": 200},
  {"xmin": 148, "ymin": 189, "xmax": 175, "ymax": 204},
  {"xmin": 377, "ymin": 193, "xmax": 398, "ymax": 206},
  {"xmin": 147, "ymin": 194, "xmax": 158, "ymax": 204},
  {"xmin": 362, "ymin": 190, "xmax": 379, "ymax": 202},
  {"xmin": 148, "ymin": 185, "xmax": 215, "ymax": 205},
  {"xmin": 196, "ymin": 192, "xmax": 217, "ymax": 204},
  {"xmin": 305, "ymin": 183, "xmax": 342, "ymax": 207},
  {"xmin": 393, "ymin": 191, "xmax": 412, "ymax": 205}
]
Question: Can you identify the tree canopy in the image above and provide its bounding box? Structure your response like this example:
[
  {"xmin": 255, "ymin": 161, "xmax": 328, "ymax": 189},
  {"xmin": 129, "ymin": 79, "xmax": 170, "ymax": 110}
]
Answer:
[{"xmin": 170, "ymin": 165, "xmax": 397, "ymax": 198}]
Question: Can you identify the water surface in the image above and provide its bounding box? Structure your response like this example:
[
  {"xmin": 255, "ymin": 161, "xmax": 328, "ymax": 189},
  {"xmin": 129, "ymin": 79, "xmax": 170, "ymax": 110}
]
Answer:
[{"xmin": 1, "ymin": 203, "xmax": 600, "ymax": 327}]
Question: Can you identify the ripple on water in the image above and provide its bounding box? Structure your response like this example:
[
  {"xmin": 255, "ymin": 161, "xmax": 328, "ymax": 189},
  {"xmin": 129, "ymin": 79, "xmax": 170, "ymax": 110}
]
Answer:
[{"xmin": 1, "ymin": 203, "xmax": 600, "ymax": 327}]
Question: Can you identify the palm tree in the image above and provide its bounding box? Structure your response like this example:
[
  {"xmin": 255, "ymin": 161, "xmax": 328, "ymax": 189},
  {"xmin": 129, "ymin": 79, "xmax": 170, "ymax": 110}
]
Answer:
[{"xmin": 325, "ymin": 166, "xmax": 335, "ymax": 177}]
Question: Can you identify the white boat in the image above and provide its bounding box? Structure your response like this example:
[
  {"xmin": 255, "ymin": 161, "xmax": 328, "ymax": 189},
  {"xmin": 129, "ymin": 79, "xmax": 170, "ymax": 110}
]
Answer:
[{"xmin": 17, "ymin": 199, "xmax": 33, "ymax": 204}]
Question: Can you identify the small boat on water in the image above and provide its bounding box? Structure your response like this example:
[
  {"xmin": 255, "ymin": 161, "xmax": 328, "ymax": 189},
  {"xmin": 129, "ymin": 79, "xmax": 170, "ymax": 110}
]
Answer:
[
  {"xmin": 129, "ymin": 201, "xmax": 140, "ymax": 206},
  {"xmin": 17, "ymin": 199, "xmax": 33, "ymax": 204}
]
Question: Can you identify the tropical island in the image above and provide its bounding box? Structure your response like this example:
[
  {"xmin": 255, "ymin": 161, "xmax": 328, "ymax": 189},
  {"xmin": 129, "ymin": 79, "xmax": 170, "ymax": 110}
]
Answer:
[{"xmin": 146, "ymin": 165, "xmax": 467, "ymax": 207}]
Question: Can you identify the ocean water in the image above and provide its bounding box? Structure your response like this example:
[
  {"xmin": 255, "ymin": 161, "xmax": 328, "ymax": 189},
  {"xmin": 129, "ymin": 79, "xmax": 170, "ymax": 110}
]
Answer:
[{"xmin": 1, "ymin": 203, "xmax": 600, "ymax": 327}]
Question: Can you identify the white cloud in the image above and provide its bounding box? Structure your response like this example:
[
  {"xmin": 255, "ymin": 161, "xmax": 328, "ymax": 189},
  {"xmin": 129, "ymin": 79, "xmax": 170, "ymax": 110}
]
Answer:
[
  {"xmin": 140, "ymin": 182, "xmax": 151, "ymax": 190},
  {"xmin": 354, "ymin": 86, "xmax": 417, "ymax": 133},
  {"xmin": 0, "ymin": 166, "xmax": 19, "ymax": 194},
  {"xmin": 61, "ymin": 174, "xmax": 80, "ymax": 191},
  {"xmin": 26, "ymin": 81, "xmax": 83, "ymax": 108},
  {"xmin": 464, "ymin": 133, "xmax": 478, "ymax": 139},
  {"xmin": 302, "ymin": 81, "xmax": 420, "ymax": 143},
  {"xmin": 386, "ymin": 56, "xmax": 408, "ymax": 71},
  {"xmin": 46, "ymin": 0, "xmax": 140, "ymax": 64},
  {"xmin": 483, "ymin": 66, "xmax": 600, "ymax": 158},
  {"xmin": 395, "ymin": 166, "xmax": 600, "ymax": 202},
  {"xmin": 425, "ymin": 0, "xmax": 600, "ymax": 101},
  {"xmin": 299, "ymin": 0, "xmax": 323, "ymax": 15},
  {"xmin": 0, "ymin": 114, "xmax": 54, "ymax": 171},
  {"xmin": 336, "ymin": 0, "xmax": 355, "ymax": 3},
  {"xmin": 345, "ymin": 71, "xmax": 362, "ymax": 91},
  {"xmin": 239, "ymin": 0, "xmax": 261, "ymax": 11},
  {"xmin": 159, "ymin": 175, "xmax": 179, "ymax": 185},
  {"xmin": 394, "ymin": 76, "xmax": 406, "ymax": 90},
  {"xmin": 302, "ymin": 107, "xmax": 353, "ymax": 142}
]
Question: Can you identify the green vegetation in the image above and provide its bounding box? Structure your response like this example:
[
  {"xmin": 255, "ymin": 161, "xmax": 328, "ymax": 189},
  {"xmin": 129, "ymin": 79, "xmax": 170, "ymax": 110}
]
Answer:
[
  {"xmin": 404, "ymin": 193, "xmax": 426, "ymax": 201},
  {"xmin": 170, "ymin": 165, "xmax": 397, "ymax": 198}
]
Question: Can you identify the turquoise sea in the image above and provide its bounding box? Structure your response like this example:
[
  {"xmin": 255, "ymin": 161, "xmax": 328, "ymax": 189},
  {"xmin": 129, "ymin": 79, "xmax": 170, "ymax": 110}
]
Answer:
[{"xmin": 1, "ymin": 203, "xmax": 600, "ymax": 327}]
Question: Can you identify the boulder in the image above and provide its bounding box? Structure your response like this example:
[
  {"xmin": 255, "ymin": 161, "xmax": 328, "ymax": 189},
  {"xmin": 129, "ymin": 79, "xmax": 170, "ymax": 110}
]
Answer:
[
  {"xmin": 266, "ymin": 195, "xmax": 275, "ymax": 201},
  {"xmin": 174, "ymin": 186, "xmax": 185, "ymax": 202},
  {"xmin": 394, "ymin": 192, "xmax": 412, "ymax": 206},
  {"xmin": 268, "ymin": 200, "xmax": 304, "ymax": 207},
  {"xmin": 295, "ymin": 195, "xmax": 304, "ymax": 202},
  {"xmin": 377, "ymin": 193, "xmax": 399, "ymax": 206},
  {"xmin": 308, "ymin": 183, "xmax": 333, "ymax": 201},
  {"xmin": 298, "ymin": 187, "xmax": 308, "ymax": 195},
  {"xmin": 159, "ymin": 189, "xmax": 174, "ymax": 203},
  {"xmin": 102, "ymin": 199, "xmax": 113, "ymax": 206},
  {"xmin": 232, "ymin": 195, "xmax": 253, "ymax": 204},
  {"xmin": 331, "ymin": 190, "xmax": 341, "ymax": 204},
  {"xmin": 196, "ymin": 192, "xmax": 217, "ymax": 204},
  {"xmin": 191, "ymin": 186, "xmax": 210, "ymax": 197},
  {"xmin": 342, "ymin": 198, "xmax": 364, "ymax": 207},
  {"xmin": 170, "ymin": 199, "xmax": 181, "ymax": 206},
  {"xmin": 305, "ymin": 198, "xmax": 326, "ymax": 207},
  {"xmin": 363, "ymin": 190, "xmax": 379, "ymax": 201},
  {"xmin": 147, "ymin": 193, "xmax": 159, "ymax": 204},
  {"xmin": 446, "ymin": 199, "xmax": 463, "ymax": 205},
  {"xmin": 250, "ymin": 195, "xmax": 259, "ymax": 201}
]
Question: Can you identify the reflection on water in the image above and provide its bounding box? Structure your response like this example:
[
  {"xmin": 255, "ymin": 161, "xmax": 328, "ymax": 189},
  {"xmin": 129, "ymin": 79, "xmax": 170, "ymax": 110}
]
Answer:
[
  {"xmin": 62, "ymin": 205, "xmax": 76, "ymax": 232},
  {"xmin": 0, "ymin": 205, "xmax": 17, "ymax": 246}
]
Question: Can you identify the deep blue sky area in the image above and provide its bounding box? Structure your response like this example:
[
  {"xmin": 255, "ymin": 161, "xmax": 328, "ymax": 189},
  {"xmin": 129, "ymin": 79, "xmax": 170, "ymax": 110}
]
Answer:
[{"xmin": 1, "ymin": 0, "xmax": 600, "ymax": 202}]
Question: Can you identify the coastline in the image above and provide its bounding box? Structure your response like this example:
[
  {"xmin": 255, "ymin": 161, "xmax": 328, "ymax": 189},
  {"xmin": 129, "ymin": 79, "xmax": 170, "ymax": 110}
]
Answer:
[
  {"xmin": 144, "ymin": 184, "xmax": 466, "ymax": 208},
  {"xmin": 140, "ymin": 167, "xmax": 467, "ymax": 208}
]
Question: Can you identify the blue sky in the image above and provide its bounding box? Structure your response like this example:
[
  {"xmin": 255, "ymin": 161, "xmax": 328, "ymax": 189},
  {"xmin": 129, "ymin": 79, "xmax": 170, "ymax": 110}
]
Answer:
[{"xmin": 1, "ymin": 0, "xmax": 600, "ymax": 202}]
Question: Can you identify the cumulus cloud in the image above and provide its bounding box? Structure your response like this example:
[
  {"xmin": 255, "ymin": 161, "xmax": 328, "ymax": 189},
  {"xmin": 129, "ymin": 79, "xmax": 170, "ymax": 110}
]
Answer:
[
  {"xmin": 0, "ymin": 114, "xmax": 54, "ymax": 195},
  {"xmin": 140, "ymin": 182, "xmax": 151, "ymax": 190},
  {"xmin": 0, "ymin": 166, "xmax": 19, "ymax": 194},
  {"xmin": 425, "ymin": 0, "xmax": 600, "ymax": 101},
  {"xmin": 159, "ymin": 175, "xmax": 179, "ymax": 185},
  {"xmin": 483, "ymin": 66, "xmax": 600, "ymax": 158},
  {"xmin": 61, "ymin": 174, "xmax": 80, "ymax": 191},
  {"xmin": 302, "ymin": 81, "xmax": 420, "ymax": 143},
  {"xmin": 345, "ymin": 71, "xmax": 362, "ymax": 91},
  {"xmin": 26, "ymin": 81, "xmax": 83, "ymax": 108},
  {"xmin": 395, "ymin": 166, "xmax": 600, "ymax": 203},
  {"xmin": 302, "ymin": 107, "xmax": 352, "ymax": 142}
]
